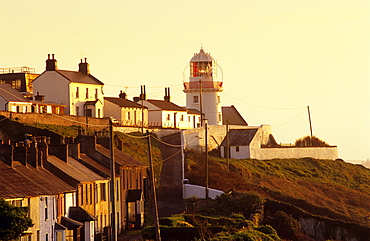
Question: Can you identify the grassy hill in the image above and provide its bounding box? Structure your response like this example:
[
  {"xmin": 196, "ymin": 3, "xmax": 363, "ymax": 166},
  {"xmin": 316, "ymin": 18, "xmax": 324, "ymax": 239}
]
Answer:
[{"xmin": 185, "ymin": 150, "xmax": 370, "ymax": 230}]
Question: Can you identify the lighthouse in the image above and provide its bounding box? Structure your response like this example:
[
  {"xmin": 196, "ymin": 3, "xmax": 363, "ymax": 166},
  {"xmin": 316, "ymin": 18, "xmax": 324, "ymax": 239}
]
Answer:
[{"xmin": 183, "ymin": 48, "xmax": 223, "ymax": 125}]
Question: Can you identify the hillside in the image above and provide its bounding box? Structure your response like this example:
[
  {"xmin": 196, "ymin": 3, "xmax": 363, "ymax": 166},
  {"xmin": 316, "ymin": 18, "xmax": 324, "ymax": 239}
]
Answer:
[{"xmin": 185, "ymin": 150, "xmax": 370, "ymax": 238}]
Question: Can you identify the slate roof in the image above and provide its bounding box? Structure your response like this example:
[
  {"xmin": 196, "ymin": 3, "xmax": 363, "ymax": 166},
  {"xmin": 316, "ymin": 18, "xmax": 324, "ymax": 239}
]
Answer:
[
  {"xmin": 220, "ymin": 129, "xmax": 258, "ymax": 147},
  {"xmin": 222, "ymin": 106, "xmax": 248, "ymax": 126},
  {"xmin": 185, "ymin": 108, "xmax": 202, "ymax": 115},
  {"xmin": 146, "ymin": 99, "xmax": 186, "ymax": 112},
  {"xmin": 69, "ymin": 206, "xmax": 96, "ymax": 221},
  {"xmin": 126, "ymin": 189, "xmax": 143, "ymax": 202},
  {"xmin": 55, "ymin": 70, "xmax": 104, "ymax": 85},
  {"xmin": 0, "ymin": 83, "xmax": 31, "ymax": 102},
  {"xmin": 105, "ymin": 97, "xmax": 146, "ymax": 108},
  {"xmin": 46, "ymin": 156, "xmax": 106, "ymax": 186},
  {"xmin": 96, "ymin": 144, "xmax": 147, "ymax": 167},
  {"xmin": 0, "ymin": 161, "xmax": 75, "ymax": 199}
]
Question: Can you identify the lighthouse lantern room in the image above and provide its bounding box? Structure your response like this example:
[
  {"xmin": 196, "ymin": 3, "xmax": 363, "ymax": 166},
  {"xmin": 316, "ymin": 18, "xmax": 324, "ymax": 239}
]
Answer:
[{"xmin": 183, "ymin": 48, "xmax": 223, "ymax": 125}]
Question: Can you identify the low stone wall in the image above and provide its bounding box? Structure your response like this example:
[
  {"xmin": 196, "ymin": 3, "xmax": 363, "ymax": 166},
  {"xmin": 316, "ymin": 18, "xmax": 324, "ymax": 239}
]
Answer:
[
  {"xmin": 253, "ymin": 146, "xmax": 338, "ymax": 160},
  {"xmin": 0, "ymin": 111, "xmax": 110, "ymax": 131},
  {"xmin": 183, "ymin": 184, "xmax": 223, "ymax": 199}
]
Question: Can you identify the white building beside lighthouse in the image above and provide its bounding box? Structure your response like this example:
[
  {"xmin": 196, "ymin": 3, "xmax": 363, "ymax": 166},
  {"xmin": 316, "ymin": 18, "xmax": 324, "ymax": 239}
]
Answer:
[{"xmin": 183, "ymin": 48, "xmax": 223, "ymax": 125}]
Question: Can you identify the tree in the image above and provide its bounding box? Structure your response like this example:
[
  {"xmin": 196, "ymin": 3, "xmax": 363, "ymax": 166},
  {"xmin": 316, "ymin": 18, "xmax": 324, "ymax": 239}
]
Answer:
[
  {"xmin": 0, "ymin": 198, "xmax": 33, "ymax": 241},
  {"xmin": 295, "ymin": 136, "xmax": 329, "ymax": 147}
]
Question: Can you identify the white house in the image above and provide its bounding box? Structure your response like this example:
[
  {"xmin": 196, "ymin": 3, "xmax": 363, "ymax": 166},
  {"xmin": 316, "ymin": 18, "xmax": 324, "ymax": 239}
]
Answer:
[
  {"xmin": 0, "ymin": 83, "xmax": 32, "ymax": 113},
  {"xmin": 220, "ymin": 125, "xmax": 338, "ymax": 160},
  {"xmin": 104, "ymin": 91, "xmax": 148, "ymax": 127},
  {"xmin": 33, "ymin": 55, "xmax": 104, "ymax": 117}
]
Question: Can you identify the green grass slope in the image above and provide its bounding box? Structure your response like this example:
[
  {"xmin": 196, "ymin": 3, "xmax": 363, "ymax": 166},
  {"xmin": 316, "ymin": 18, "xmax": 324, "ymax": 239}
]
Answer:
[{"xmin": 185, "ymin": 150, "xmax": 370, "ymax": 228}]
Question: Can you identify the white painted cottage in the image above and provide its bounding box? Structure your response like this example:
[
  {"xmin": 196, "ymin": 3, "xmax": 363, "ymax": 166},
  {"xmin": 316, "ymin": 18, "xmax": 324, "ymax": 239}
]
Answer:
[
  {"xmin": 33, "ymin": 55, "xmax": 104, "ymax": 117},
  {"xmin": 0, "ymin": 83, "xmax": 32, "ymax": 113},
  {"xmin": 104, "ymin": 91, "xmax": 148, "ymax": 127}
]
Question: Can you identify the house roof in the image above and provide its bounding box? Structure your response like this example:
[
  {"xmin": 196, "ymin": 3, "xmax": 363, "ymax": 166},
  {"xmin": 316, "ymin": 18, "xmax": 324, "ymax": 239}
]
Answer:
[
  {"xmin": 146, "ymin": 99, "xmax": 186, "ymax": 112},
  {"xmin": 46, "ymin": 156, "xmax": 106, "ymax": 186},
  {"xmin": 222, "ymin": 106, "xmax": 248, "ymax": 126},
  {"xmin": 31, "ymin": 100, "xmax": 67, "ymax": 106},
  {"xmin": 220, "ymin": 128, "xmax": 258, "ymax": 147},
  {"xmin": 126, "ymin": 189, "xmax": 143, "ymax": 202},
  {"xmin": 69, "ymin": 206, "xmax": 96, "ymax": 222},
  {"xmin": 0, "ymin": 83, "xmax": 31, "ymax": 103},
  {"xmin": 96, "ymin": 144, "xmax": 147, "ymax": 167},
  {"xmin": 105, "ymin": 97, "xmax": 146, "ymax": 108},
  {"xmin": 0, "ymin": 160, "xmax": 75, "ymax": 199},
  {"xmin": 185, "ymin": 108, "xmax": 202, "ymax": 115},
  {"xmin": 60, "ymin": 216, "xmax": 83, "ymax": 228},
  {"xmin": 55, "ymin": 70, "xmax": 104, "ymax": 85}
]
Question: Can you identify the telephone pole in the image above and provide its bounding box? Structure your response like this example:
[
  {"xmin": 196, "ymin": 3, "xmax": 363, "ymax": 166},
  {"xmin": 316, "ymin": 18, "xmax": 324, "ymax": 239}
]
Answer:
[
  {"xmin": 109, "ymin": 119, "xmax": 117, "ymax": 241},
  {"xmin": 147, "ymin": 131, "xmax": 161, "ymax": 241}
]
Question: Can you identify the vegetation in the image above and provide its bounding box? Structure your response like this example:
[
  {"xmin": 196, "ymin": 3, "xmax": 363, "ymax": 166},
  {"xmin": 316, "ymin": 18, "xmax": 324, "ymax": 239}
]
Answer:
[
  {"xmin": 0, "ymin": 198, "xmax": 33, "ymax": 241},
  {"xmin": 185, "ymin": 149, "xmax": 370, "ymax": 240},
  {"xmin": 294, "ymin": 136, "xmax": 329, "ymax": 147}
]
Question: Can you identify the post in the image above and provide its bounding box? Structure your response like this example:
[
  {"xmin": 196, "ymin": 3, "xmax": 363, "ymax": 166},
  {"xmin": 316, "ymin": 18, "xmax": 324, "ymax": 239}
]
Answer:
[
  {"xmin": 226, "ymin": 120, "xmax": 230, "ymax": 170},
  {"xmin": 109, "ymin": 119, "xmax": 117, "ymax": 241},
  {"xmin": 307, "ymin": 106, "xmax": 313, "ymax": 137},
  {"xmin": 205, "ymin": 121, "xmax": 209, "ymax": 200},
  {"xmin": 147, "ymin": 131, "xmax": 161, "ymax": 241},
  {"xmin": 199, "ymin": 80, "xmax": 203, "ymax": 127}
]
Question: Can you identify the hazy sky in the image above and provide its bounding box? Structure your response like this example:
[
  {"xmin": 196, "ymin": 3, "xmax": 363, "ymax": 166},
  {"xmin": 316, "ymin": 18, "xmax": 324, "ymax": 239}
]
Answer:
[{"xmin": 1, "ymin": 0, "xmax": 369, "ymax": 162}]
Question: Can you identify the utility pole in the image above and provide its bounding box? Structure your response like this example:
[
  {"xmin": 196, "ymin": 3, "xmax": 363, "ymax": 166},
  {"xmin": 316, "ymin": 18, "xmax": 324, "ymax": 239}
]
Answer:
[
  {"xmin": 147, "ymin": 131, "xmax": 161, "ymax": 241},
  {"xmin": 226, "ymin": 120, "xmax": 230, "ymax": 170},
  {"xmin": 109, "ymin": 119, "xmax": 117, "ymax": 241},
  {"xmin": 205, "ymin": 120, "xmax": 209, "ymax": 200},
  {"xmin": 307, "ymin": 106, "xmax": 313, "ymax": 137},
  {"xmin": 199, "ymin": 80, "xmax": 203, "ymax": 127}
]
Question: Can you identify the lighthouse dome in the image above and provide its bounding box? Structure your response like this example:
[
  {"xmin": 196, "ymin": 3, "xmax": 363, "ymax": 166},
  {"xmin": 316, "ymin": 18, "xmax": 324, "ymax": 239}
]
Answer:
[{"xmin": 190, "ymin": 48, "xmax": 213, "ymax": 62}]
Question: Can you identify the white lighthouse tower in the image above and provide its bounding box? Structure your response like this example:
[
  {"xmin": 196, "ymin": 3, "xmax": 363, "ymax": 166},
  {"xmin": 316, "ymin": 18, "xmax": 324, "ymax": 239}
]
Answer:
[{"xmin": 183, "ymin": 48, "xmax": 223, "ymax": 125}]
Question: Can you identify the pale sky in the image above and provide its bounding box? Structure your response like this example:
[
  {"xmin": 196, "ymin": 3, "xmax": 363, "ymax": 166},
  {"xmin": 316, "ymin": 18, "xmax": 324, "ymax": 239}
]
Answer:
[{"xmin": 1, "ymin": 0, "xmax": 369, "ymax": 162}]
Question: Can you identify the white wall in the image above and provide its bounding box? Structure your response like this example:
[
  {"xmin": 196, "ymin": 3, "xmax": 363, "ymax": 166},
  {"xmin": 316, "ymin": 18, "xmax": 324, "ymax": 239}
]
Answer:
[
  {"xmin": 183, "ymin": 184, "xmax": 223, "ymax": 199},
  {"xmin": 253, "ymin": 146, "xmax": 338, "ymax": 160},
  {"xmin": 33, "ymin": 71, "xmax": 70, "ymax": 113}
]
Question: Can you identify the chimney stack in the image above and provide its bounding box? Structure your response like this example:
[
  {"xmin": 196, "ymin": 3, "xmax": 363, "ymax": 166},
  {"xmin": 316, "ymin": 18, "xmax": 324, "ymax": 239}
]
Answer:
[
  {"xmin": 34, "ymin": 92, "xmax": 45, "ymax": 102},
  {"xmin": 78, "ymin": 57, "xmax": 90, "ymax": 75},
  {"xmin": 164, "ymin": 87, "xmax": 171, "ymax": 102},
  {"xmin": 46, "ymin": 54, "xmax": 57, "ymax": 71},
  {"xmin": 119, "ymin": 90, "xmax": 127, "ymax": 100},
  {"xmin": 139, "ymin": 85, "xmax": 146, "ymax": 100}
]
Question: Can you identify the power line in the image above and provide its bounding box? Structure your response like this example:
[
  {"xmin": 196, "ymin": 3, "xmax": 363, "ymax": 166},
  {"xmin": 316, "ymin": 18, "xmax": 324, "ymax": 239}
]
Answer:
[
  {"xmin": 223, "ymin": 93, "xmax": 306, "ymax": 110},
  {"xmin": 272, "ymin": 109, "xmax": 307, "ymax": 128}
]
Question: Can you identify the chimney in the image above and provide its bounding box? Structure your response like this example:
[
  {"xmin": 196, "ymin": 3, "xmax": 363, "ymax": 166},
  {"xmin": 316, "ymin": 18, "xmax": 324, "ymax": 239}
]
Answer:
[
  {"xmin": 139, "ymin": 85, "xmax": 146, "ymax": 100},
  {"xmin": 0, "ymin": 142, "xmax": 14, "ymax": 167},
  {"xmin": 78, "ymin": 57, "xmax": 90, "ymax": 75},
  {"xmin": 164, "ymin": 87, "xmax": 171, "ymax": 102},
  {"xmin": 34, "ymin": 92, "xmax": 45, "ymax": 102},
  {"xmin": 133, "ymin": 97, "xmax": 140, "ymax": 102},
  {"xmin": 46, "ymin": 54, "xmax": 57, "ymax": 71},
  {"xmin": 119, "ymin": 90, "xmax": 127, "ymax": 100}
]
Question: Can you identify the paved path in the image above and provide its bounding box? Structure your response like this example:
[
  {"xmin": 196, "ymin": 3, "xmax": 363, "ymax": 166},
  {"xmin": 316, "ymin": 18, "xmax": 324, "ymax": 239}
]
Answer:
[{"xmin": 157, "ymin": 132, "xmax": 186, "ymax": 217}]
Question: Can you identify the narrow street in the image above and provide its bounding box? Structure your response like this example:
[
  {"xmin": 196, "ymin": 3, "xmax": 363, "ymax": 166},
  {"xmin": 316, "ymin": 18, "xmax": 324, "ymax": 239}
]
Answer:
[{"xmin": 157, "ymin": 132, "xmax": 186, "ymax": 217}]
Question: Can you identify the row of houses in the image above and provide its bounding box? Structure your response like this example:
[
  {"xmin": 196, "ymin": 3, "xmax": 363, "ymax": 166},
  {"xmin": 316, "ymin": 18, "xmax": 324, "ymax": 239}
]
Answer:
[
  {"xmin": 0, "ymin": 134, "xmax": 148, "ymax": 241},
  {"xmin": 0, "ymin": 55, "xmax": 247, "ymax": 130}
]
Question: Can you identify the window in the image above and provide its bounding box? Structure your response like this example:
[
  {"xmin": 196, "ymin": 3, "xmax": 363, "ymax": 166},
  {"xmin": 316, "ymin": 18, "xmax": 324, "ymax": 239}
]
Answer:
[
  {"xmin": 193, "ymin": 96, "xmax": 199, "ymax": 104},
  {"xmin": 101, "ymin": 183, "xmax": 106, "ymax": 201},
  {"xmin": 66, "ymin": 230, "xmax": 73, "ymax": 241},
  {"xmin": 217, "ymin": 96, "xmax": 221, "ymax": 104},
  {"xmin": 11, "ymin": 79, "xmax": 21, "ymax": 90},
  {"xmin": 45, "ymin": 234, "xmax": 49, "ymax": 241},
  {"xmin": 166, "ymin": 114, "xmax": 171, "ymax": 121},
  {"xmin": 236, "ymin": 146, "xmax": 240, "ymax": 152},
  {"xmin": 76, "ymin": 106, "xmax": 79, "ymax": 116},
  {"xmin": 180, "ymin": 115, "xmax": 184, "ymax": 122},
  {"xmin": 218, "ymin": 113, "xmax": 222, "ymax": 122},
  {"xmin": 76, "ymin": 87, "xmax": 79, "ymax": 98},
  {"xmin": 98, "ymin": 109, "xmax": 101, "ymax": 118},
  {"xmin": 86, "ymin": 88, "xmax": 89, "ymax": 99},
  {"xmin": 44, "ymin": 197, "xmax": 48, "ymax": 220},
  {"xmin": 85, "ymin": 184, "xmax": 88, "ymax": 204},
  {"xmin": 95, "ymin": 88, "xmax": 98, "ymax": 99},
  {"xmin": 90, "ymin": 184, "xmax": 93, "ymax": 204},
  {"xmin": 127, "ymin": 112, "xmax": 131, "ymax": 120},
  {"xmin": 188, "ymin": 116, "xmax": 191, "ymax": 122}
]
